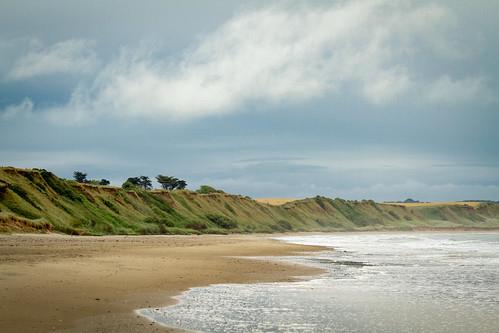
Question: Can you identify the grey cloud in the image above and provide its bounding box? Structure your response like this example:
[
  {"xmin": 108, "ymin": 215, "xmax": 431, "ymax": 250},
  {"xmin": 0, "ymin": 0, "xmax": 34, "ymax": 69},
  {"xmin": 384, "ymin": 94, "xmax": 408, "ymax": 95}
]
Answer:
[
  {"xmin": 0, "ymin": 98, "xmax": 33, "ymax": 119},
  {"xmin": 0, "ymin": 0, "xmax": 498, "ymax": 201}
]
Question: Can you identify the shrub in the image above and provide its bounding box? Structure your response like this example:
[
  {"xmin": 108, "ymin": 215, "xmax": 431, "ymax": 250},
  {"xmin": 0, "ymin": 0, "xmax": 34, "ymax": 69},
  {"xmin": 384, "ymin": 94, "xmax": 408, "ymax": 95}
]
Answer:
[
  {"xmin": 315, "ymin": 219, "xmax": 328, "ymax": 227},
  {"xmin": 102, "ymin": 199, "xmax": 120, "ymax": 214},
  {"xmin": 9, "ymin": 184, "xmax": 37, "ymax": 208},
  {"xmin": 270, "ymin": 220, "xmax": 294, "ymax": 232},
  {"xmin": 21, "ymin": 172, "xmax": 35, "ymax": 182},
  {"xmin": 224, "ymin": 202, "xmax": 236, "ymax": 214},
  {"xmin": 122, "ymin": 180, "xmax": 138, "ymax": 190},
  {"xmin": 196, "ymin": 185, "xmax": 224, "ymax": 194},
  {"xmin": 388, "ymin": 211, "xmax": 400, "ymax": 219},
  {"xmin": 205, "ymin": 214, "xmax": 238, "ymax": 229},
  {"xmin": 53, "ymin": 224, "xmax": 81, "ymax": 235},
  {"xmin": 10, "ymin": 184, "xmax": 27, "ymax": 199},
  {"xmin": 205, "ymin": 228, "xmax": 229, "ymax": 235},
  {"xmin": 277, "ymin": 219, "xmax": 293, "ymax": 230},
  {"xmin": 143, "ymin": 216, "xmax": 175, "ymax": 227},
  {"xmin": 8, "ymin": 206, "xmax": 41, "ymax": 220},
  {"xmin": 0, "ymin": 182, "xmax": 8, "ymax": 194},
  {"xmin": 159, "ymin": 227, "xmax": 200, "ymax": 235},
  {"xmin": 139, "ymin": 191, "xmax": 174, "ymax": 213},
  {"xmin": 41, "ymin": 170, "xmax": 83, "ymax": 202},
  {"xmin": 185, "ymin": 221, "xmax": 208, "ymax": 231},
  {"xmin": 50, "ymin": 198, "xmax": 73, "ymax": 214},
  {"xmin": 314, "ymin": 196, "xmax": 328, "ymax": 210},
  {"xmin": 137, "ymin": 224, "xmax": 160, "ymax": 235}
]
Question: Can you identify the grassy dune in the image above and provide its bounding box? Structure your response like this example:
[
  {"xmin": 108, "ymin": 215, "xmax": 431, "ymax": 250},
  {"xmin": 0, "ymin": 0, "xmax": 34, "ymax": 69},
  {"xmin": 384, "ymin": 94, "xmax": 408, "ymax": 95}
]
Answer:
[
  {"xmin": 1, "ymin": 167, "xmax": 499, "ymax": 235},
  {"xmin": 384, "ymin": 201, "xmax": 483, "ymax": 208}
]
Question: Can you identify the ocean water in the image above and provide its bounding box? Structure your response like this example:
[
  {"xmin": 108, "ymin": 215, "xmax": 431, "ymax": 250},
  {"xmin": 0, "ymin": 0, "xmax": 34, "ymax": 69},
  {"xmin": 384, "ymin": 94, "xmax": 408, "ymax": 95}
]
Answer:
[{"xmin": 138, "ymin": 232, "xmax": 499, "ymax": 332}]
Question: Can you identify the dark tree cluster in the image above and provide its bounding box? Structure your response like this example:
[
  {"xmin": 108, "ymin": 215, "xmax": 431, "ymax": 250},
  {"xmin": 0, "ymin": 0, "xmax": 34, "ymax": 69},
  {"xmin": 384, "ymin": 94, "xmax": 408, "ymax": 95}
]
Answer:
[
  {"xmin": 122, "ymin": 176, "xmax": 152, "ymax": 190},
  {"xmin": 73, "ymin": 171, "xmax": 87, "ymax": 183},
  {"xmin": 73, "ymin": 171, "xmax": 110, "ymax": 186},
  {"xmin": 74, "ymin": 170, "xmax": 188, "ymax": 191},
  {"xmin": 156, "ymin": 175, "xmax": 187, "ymax": 190},
  {"xmin": 98, "ymin": 179, "xmax": 110, "ymax": 186}
]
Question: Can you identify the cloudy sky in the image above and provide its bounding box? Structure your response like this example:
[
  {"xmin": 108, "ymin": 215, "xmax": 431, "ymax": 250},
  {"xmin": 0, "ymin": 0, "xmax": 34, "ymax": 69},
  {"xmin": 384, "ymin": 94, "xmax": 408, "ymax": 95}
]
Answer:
[{"xmin": 1, "ymin": 0, "xmax": 498, "ymax": 201}]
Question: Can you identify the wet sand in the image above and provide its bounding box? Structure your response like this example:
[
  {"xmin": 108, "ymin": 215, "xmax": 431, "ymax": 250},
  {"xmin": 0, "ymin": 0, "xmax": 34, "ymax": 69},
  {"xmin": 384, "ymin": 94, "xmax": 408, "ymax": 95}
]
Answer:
[{"xmin": 0, "ymin": 234, "xmax": 324, "ymax": 332}]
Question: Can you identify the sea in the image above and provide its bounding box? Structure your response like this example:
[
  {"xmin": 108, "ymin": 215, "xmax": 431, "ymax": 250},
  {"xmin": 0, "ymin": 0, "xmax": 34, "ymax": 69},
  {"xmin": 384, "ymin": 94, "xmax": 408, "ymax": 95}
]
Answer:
[{"xmin": 138, "ymin": 232, "xmax": 499, "ymax": 332}]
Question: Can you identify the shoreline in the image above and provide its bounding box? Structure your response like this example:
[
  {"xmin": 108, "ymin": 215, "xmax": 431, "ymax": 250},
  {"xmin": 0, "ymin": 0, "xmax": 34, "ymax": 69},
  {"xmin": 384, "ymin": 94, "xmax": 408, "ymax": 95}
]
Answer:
[
  {"xmin": 0, "ymin": 234, "xmax": 325, "ymax": 333},
  {"xmin": 2, "ymin": 230, "xmax": 496, "ymax": 332},
  {"xmin": 278, "ymin": 228, "xmax": 499, "ymax": 235}
]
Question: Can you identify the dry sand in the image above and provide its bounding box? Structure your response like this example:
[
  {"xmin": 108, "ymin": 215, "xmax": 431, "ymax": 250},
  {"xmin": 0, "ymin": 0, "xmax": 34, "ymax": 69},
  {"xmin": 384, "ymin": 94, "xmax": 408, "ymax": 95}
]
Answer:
[{"xmin": 0, "ymin": 234, "xmax": 324, "ymax": 333}]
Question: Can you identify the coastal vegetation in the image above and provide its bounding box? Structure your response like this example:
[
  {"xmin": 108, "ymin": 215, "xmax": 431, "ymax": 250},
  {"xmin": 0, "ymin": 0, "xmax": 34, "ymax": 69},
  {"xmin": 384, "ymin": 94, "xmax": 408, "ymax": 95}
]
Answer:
[
  {"xmin": 1, "ymin": 167, "xmax": 499, "ymax": 235},
  {"xmin": 156, "ymin": 175, "xmax": 187, "ymax": 190},
  {"xmin": 73, "ymin": 171, "xmax": 110, "ymax": 186},
  {"xmin": 196, "ymin": 185, "xmax": 225, "ymax": 194}
]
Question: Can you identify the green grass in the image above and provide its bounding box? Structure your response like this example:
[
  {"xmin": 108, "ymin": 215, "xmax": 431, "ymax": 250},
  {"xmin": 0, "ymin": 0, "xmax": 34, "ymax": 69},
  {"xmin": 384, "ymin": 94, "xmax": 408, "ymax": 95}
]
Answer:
[
  {"xmin": 1, "ymin": 167, "xmax": 499, "ymax": 235},
  {"xmin": 206, "ymin": 213, "xmax": 238, "ymax": 229}
]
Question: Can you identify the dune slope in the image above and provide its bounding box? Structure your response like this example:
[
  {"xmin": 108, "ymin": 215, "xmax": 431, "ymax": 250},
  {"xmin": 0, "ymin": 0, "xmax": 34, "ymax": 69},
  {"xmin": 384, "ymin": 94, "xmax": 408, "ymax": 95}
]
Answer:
[{"xmin": 1, "ymin": 167, "xmax": 498, "ymax": 235}]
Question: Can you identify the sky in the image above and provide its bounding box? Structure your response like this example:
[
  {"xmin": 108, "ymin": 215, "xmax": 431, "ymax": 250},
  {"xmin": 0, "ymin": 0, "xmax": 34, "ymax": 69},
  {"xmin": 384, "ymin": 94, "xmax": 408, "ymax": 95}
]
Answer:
[{"xmin": 1, "ymin": 0, "xmax": 498, "ymax": 201}]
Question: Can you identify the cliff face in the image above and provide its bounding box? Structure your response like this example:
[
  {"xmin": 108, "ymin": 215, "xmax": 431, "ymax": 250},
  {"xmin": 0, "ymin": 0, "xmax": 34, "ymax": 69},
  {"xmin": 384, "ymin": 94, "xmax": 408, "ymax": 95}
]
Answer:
[{"xmin": 1, "ymin": 167, "xmax": 498, "ymax": 235}]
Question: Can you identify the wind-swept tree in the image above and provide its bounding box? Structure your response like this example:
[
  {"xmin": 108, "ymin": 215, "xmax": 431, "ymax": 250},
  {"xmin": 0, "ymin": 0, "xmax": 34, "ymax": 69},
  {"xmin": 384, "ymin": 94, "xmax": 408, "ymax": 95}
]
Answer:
[
  {"xmin": 176, "ymin": 179, "xmax": 187, "ymax": 190},
  {"xmin": 73, "ymin": 171, "xmax": 87, "ymax": 183},
  {"xmin": 99, "ymin": 179, "xmax": 110, "ymax": 186},
  {"xmin": 156, "ymin": 175, "xmax": 174, "ymax": 190},
  {"xmin": 156, "ymin": 175, "xmax": 187, "ymax": 190},
  {"xmin": 139, "ymin": 176, "xmax": 152, "ymax": 190}
]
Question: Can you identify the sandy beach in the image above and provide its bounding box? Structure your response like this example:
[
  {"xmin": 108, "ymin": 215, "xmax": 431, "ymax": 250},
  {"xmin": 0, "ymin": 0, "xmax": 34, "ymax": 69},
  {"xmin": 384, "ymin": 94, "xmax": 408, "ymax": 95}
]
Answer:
[{"xmin": 0, "ymin": 234, "xmax": 324, "ymax": 332}]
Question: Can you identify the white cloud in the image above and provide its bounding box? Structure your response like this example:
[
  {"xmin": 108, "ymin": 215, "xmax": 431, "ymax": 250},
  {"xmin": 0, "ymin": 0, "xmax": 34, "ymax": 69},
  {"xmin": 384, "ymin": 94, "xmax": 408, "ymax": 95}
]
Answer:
[
  {"xmin": 7, "ymin": 39, "xmax": 98, "ymax": 80},
  {"xmin": 9, "ymin": 0, "xmax": 490, "ymax": 124},
  {"xmin": 0, "ymin": 98, "xmax": 33, "ymax": 119}
]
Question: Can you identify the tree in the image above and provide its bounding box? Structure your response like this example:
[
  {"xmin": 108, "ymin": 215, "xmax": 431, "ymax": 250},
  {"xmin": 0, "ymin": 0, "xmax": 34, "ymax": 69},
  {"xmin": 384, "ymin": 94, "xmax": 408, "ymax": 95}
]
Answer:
[
  {"xmin": 156, "ymin": 175, "xmax": 174, "ymax": 190},
  {"xmin": 139, "ymin": 176, "xmax": 152, "ymax": 190},
  {"xmin": 122, "ymin": 177, "xmax": 140, "ymax": 190},
  {"xmin": 73, "ymin": 171, "xmax": 87, "ymax": 183},
  {"xmin": 99, "ymin": 179, "xmax": 110, "ymax": 186},
  {"xmin": 156, "ymin": 175, "xmax": 187, "ymax": 190},
  {"xmin": 176, "ymin": 179, "xmax": 187, "ymax": 190},
  {"xmin": 122, "ymin": 176, "xmax": 152, "ymax": 190}
]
